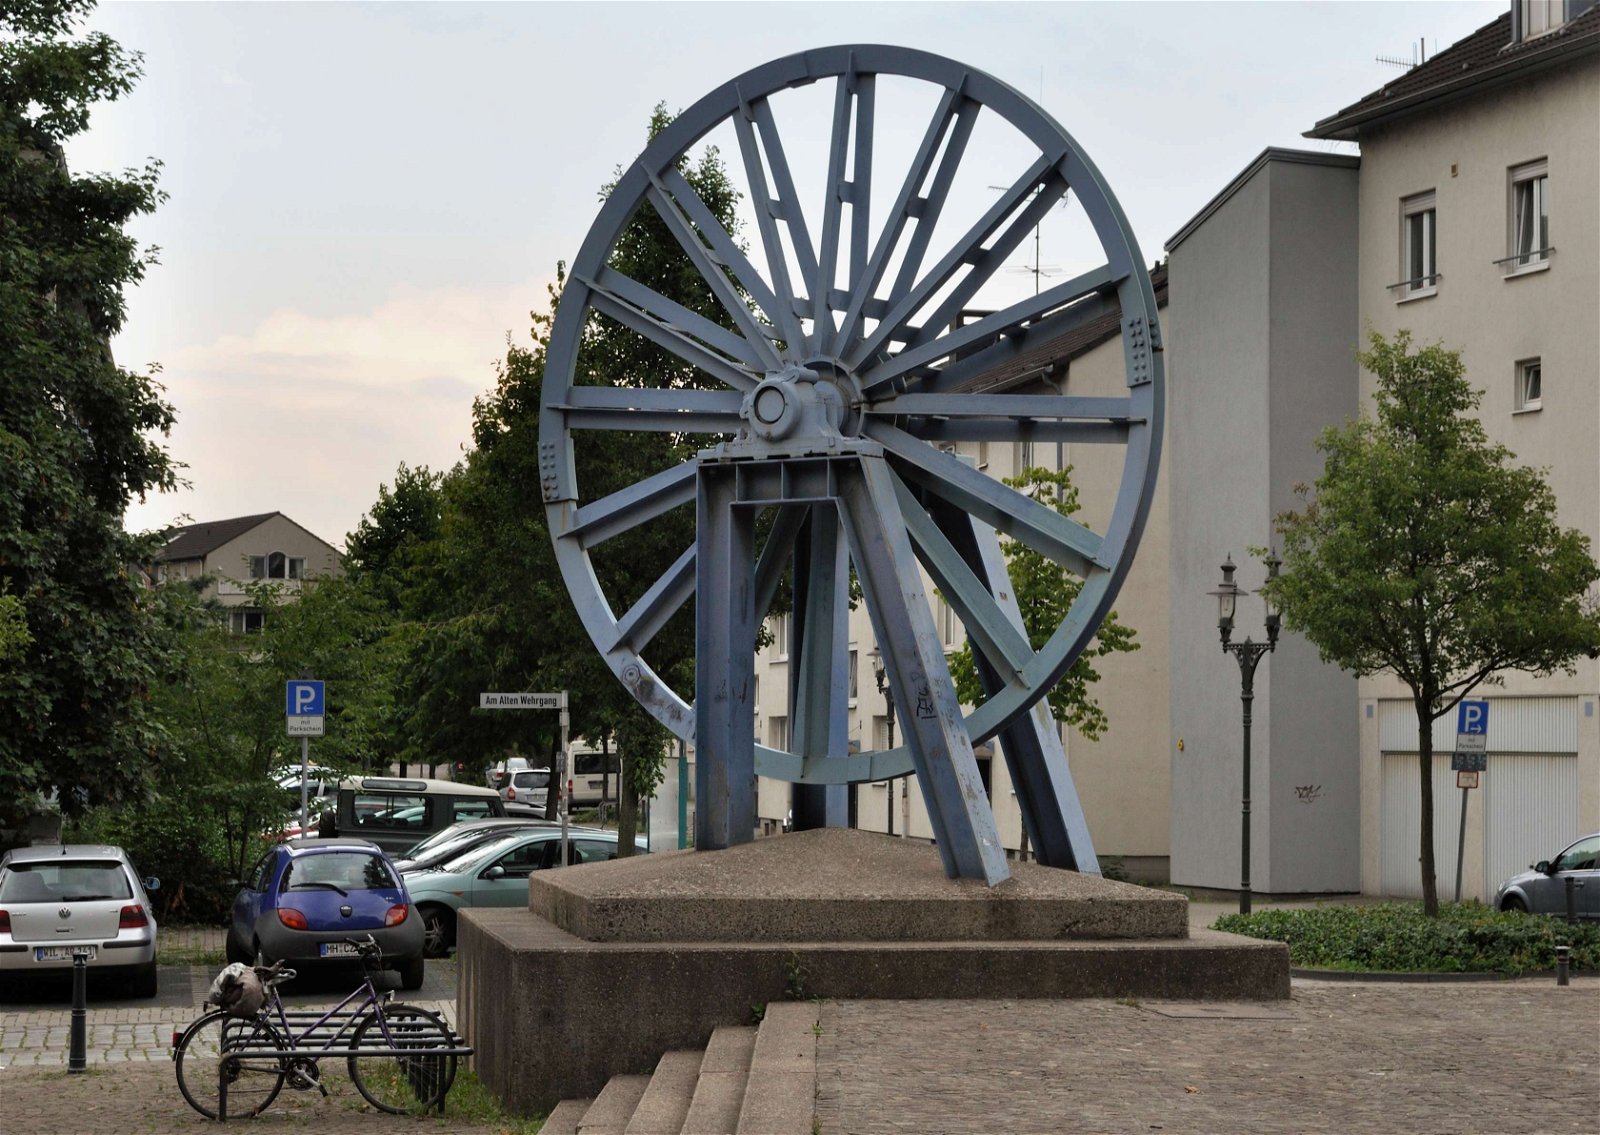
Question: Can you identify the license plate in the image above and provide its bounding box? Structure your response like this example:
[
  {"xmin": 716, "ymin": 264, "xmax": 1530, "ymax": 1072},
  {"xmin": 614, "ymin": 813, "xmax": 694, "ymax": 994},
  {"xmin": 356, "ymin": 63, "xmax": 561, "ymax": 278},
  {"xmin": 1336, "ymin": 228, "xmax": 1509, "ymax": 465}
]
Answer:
[
  {"xmin": 35, "ymin": 945, "xmax": 96, "ymax": 962},
  {"xmin": 319, "ymin": 942, "xmax": 361, "ymax": 958}
]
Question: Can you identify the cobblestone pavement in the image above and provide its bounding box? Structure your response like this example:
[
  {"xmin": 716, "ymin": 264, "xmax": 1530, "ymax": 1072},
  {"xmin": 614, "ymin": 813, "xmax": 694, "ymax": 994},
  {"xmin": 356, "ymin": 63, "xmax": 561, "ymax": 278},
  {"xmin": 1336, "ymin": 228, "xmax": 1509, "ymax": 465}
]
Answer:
[{"xmin": 816, "ymin": 981, "xmax": 1599, "ymax": 1135}]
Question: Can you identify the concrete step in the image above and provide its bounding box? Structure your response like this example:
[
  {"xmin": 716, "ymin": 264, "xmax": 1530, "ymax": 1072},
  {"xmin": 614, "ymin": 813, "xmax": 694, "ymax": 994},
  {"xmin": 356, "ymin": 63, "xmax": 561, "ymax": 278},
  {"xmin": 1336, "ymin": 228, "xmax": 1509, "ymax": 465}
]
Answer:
[
  {"xmin": 578, "ymin": 1074, "xmax": 651, "ymax": 1134},
  {"xmin": 624, "ymin": 1049, "xmax": 704, "ymax": 1135},
  {"xmin": 737, "ymin": 1002, "xmax": 819, "ymax": 1135},
  {"xmin": 541, "ymin": 1097, "xmax": 593, "ymax": 1135},
  {"xmin": 680, "ymin": 1025, "xmax": 757, "ymax": 1135}
]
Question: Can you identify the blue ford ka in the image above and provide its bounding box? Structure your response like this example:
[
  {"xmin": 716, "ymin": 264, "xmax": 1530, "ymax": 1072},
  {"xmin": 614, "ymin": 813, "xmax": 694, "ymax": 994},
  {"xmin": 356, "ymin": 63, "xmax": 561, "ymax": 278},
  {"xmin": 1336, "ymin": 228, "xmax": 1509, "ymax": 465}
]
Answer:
[{"xmin": 227, "ymin": 837, "xmax": 425, "ymax": 988}]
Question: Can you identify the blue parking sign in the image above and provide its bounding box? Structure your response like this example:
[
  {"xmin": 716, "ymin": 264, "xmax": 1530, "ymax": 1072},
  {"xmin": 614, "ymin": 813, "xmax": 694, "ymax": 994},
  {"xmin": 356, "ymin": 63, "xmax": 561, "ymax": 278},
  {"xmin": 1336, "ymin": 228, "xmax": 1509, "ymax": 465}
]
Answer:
[
  {"xmin": 286, "ymin": 680, "xmax": 325, "ymax": 717},
  {"xmin": 1456, "ymin": 700, "xmax": 1488, "ymax": 735}
]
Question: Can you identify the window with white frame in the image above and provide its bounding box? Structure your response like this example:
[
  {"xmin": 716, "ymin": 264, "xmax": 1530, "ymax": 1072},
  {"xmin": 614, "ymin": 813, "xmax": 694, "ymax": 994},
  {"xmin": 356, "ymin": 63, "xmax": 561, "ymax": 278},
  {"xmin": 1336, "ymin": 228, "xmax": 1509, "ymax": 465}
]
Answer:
[
  {"xmin": 848, "ymin": 648, "xmax": 858, "ymax": 702},
  {"xmin": 1515, "ymin": 358, "xmax": 1542, "ymax": 413},
  {"xmin": 1519, "ymin": 0, "xmax": 1565, "ymax": 39},
  {"xmin": 1399, "ymin": 192, "xmax": 1437, "ymax": 298},
  {"xmin": 771, "ymin": 613, "xmax": 789, "ymax": 658},
  {"xmin": 768, "ymin": 715, "xmax": 789, "ymax": 750},
  {"xmin": 249, "ymin": 552, "xmax": 305, "ymax": 580},
  {"xmin": 1508, "ymin": 160, "xmax": 1549, "ymax": 272}
]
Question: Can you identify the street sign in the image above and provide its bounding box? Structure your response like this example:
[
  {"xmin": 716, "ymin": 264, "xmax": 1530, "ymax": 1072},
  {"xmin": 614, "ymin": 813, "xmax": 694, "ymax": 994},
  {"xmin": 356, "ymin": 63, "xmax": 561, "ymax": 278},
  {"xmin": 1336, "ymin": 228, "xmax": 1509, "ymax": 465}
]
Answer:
[
  {"xmin": 1452, "ymin": 699, "xmax": 1489, "ymax": 772},
  {"xmin": 286, "ymin": 680, "xmax": 326, "ymax": 737},
  {"xmin": 479, "ymin": 692, "xmax": 566, "ymax": 710},
  {"xmin": 1457, "ymin": 771, "xmax": 1479, "ymax": 789},
  {"xmin": 287, "ymin": 681, "xmax": 325, "ymax": 717}
]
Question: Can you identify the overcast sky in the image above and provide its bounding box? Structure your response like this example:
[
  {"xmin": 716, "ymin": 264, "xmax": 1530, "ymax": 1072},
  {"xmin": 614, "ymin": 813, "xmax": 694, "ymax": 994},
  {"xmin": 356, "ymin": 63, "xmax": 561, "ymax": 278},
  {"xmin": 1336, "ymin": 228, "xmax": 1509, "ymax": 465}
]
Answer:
[{"xmin": 76, "ymin": 1, "xmax": 1500, "ymax": 549}]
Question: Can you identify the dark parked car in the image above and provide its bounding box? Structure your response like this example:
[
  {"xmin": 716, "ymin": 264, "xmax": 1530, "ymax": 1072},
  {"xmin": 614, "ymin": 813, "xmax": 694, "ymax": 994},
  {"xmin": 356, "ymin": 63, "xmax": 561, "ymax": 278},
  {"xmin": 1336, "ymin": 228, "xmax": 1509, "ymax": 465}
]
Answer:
[
  {"xmin": 226, "ymin": 837, "xmax": 425, "ymax": 988},
  {"xmin": 0, "ymin": 844, "xmax": 160, "ymax": 997},
  {"xmin": 1494, "ymin": 833, "xmax": 1599, "ymax": 919}
]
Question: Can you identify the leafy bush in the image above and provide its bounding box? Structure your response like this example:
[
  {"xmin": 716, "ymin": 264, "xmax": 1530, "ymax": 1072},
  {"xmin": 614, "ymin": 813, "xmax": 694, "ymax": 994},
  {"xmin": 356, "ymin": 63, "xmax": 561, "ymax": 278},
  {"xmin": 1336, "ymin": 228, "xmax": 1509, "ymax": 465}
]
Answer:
[
  {"xmin": 1215, "ymin": 902, "xmax": 1600, "ymax": 974},
  {"xmin": 68, "ymin": 801, "xmax": 272, "ymax": 925}
]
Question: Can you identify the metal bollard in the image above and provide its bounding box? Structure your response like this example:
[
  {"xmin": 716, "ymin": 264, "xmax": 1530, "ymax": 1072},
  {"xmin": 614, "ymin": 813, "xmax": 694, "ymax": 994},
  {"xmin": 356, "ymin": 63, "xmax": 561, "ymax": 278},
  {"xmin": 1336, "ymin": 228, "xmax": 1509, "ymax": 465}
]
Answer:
[
  {"xmin": 1566, "ymin": 876, "xmax": 1577, "ymax": 925},
  {"xmin": 1555, "ymin": 945, "xmax": 1570, "ymax": 987},
  {"xmin": 69, "ymin": 950, "xmax": 89, "ymax": 1073}
]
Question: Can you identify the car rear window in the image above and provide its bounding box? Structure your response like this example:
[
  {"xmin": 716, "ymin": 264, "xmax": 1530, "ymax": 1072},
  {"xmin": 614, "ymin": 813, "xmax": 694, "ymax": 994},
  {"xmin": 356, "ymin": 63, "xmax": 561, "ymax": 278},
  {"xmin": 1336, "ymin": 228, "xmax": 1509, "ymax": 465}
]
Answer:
[
  {"xmin": 513, "ymin": 771, "xmax": 550, "ymax": 789},
  {"xmin": 284, "ymin": 852, "xmax": 398, "ymax": 892},
  {"xmin": 353, "ymin": 792, "xmax": 428, "ymax": 831},
  {"xmin": 0, "ymin": 861, "xmax": 132, "ymax": 902}
]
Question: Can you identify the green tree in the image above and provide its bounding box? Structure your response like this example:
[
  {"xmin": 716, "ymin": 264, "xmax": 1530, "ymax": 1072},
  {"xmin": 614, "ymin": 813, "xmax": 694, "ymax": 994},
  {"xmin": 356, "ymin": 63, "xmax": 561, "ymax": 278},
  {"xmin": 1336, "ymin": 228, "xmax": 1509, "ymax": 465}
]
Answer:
[
  {"xmin": 1267, "ymin": 330, "xmax": 1600, "ymax": 916},
  {"xmin": 391, "ymin": 104, "xmax": 742, "ymax": 851},
  {"xmin": 948, "ymin": 465, "xmax": 1139, "ymax": 740},
  {"xmin": 0, "ymin": 0, "xmax": 178, "ymax": 826}
]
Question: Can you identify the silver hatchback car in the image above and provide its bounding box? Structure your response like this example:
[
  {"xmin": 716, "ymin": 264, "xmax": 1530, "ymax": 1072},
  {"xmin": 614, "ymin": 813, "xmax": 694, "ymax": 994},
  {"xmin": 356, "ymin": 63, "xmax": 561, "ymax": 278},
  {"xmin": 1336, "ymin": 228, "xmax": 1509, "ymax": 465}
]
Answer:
[
  {"xmin": 0, "ymin": 844, "xmax": 161, "ymax": 997},
  {"xmin": 1494, "ymin": 833, "xmax": 1599, "ymax": 919}
]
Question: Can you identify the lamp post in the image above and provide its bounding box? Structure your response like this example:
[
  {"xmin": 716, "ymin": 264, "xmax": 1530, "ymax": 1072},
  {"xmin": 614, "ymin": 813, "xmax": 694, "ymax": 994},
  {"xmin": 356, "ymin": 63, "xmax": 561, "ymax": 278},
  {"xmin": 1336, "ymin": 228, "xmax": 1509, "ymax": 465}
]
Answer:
[
  {"xmin": 1210, "ymin": 553, "xmax": 1281, "ymax": 915},
  {"xmin": 870, "ymin": 647, "xmax": 898, "ymax": 835}
]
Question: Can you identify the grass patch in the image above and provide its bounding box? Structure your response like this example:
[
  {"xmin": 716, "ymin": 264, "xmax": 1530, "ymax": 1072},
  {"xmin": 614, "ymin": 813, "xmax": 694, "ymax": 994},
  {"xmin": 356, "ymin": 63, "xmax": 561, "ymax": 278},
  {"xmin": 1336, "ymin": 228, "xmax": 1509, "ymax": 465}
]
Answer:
[
  {"xmin": 433, "ymin": 1067, "xmax": 545, "ymax": 1133},
  {"xmin": 1215, "ymin": 901, "xmax": 1600, "ymax": 974}
]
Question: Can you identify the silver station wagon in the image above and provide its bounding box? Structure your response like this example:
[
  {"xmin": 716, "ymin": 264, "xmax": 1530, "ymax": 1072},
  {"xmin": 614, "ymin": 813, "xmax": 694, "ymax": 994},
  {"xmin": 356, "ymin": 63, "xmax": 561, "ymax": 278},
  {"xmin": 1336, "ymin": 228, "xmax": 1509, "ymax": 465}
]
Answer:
[{"xmin": 0, "ymin": 844, "xmax": 161, "ymax": 997}]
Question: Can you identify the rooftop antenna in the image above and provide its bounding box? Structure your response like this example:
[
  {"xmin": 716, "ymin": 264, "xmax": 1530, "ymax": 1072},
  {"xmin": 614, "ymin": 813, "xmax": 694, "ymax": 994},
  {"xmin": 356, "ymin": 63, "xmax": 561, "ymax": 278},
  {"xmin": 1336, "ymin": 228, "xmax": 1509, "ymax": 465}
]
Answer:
[{"xmin": 1376, "ymin": 37, "xmax": 1428, "ymax": 71}]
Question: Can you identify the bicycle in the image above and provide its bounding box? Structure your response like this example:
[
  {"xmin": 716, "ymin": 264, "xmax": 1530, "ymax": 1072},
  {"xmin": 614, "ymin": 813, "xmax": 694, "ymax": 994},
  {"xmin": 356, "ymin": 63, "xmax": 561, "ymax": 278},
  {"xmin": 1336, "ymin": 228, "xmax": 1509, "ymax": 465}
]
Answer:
[{"xmin": 171, "ymin": 935, "xmax": 468, "ymax": 1120}]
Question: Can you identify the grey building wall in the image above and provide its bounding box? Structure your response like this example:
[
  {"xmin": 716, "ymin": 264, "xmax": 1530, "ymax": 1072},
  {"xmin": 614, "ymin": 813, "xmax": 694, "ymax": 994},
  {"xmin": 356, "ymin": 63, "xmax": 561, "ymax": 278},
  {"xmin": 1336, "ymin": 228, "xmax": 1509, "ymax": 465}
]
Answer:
[{"xmin": 1165, "ymin": 150, "xmax": 1361, "ymax": 894}]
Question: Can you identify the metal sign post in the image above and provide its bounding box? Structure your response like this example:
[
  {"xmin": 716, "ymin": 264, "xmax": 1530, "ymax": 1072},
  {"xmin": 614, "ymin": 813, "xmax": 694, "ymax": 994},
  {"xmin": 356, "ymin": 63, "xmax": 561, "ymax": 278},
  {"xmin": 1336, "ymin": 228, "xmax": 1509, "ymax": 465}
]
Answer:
[
  {"xmin": 1451, "ymin": 700, "xmax": 1489, "ymax": 903},
  {"xmin": 286, "ymin": 680, "xmax": 326, "ymax": 832},
  {"xmin": 479, "ymin": 691, "xmax": 570, "ymax": 864}
]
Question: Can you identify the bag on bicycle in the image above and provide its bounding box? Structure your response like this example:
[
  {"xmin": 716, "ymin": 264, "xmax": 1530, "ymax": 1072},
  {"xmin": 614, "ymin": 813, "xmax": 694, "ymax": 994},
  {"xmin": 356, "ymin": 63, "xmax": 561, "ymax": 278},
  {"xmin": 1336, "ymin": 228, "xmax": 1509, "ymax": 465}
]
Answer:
[{"xmin": 206, "ymin": 962, "xmax": 267, "ymax": 1017}]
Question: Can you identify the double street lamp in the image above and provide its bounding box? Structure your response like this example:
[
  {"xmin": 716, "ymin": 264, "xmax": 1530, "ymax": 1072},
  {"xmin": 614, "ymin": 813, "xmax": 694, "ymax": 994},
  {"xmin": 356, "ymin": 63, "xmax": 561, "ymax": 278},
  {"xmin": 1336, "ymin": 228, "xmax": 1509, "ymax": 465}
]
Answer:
[{"xmin": 1210, "ymin": 552, "xmax": 1281, "ymax": 915}]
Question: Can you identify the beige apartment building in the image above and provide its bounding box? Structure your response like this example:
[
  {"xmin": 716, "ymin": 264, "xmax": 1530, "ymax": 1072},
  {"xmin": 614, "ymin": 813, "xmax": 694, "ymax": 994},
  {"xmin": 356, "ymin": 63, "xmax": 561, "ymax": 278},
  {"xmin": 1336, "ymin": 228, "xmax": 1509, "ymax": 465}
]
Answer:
[
  {"xmin": 153, "ymin": 512, "xmax": 343, "ymax": 632},
  {"xmin": 1307, "ymin": 1, "xmax": 1600, "ymax": 901}
]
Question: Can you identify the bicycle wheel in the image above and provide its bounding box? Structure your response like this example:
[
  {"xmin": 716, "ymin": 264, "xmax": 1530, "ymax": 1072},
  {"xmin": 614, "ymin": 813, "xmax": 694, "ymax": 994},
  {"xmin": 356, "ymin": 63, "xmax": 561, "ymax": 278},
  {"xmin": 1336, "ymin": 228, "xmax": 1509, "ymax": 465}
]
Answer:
[
  {"xmin": 347, "ymin": 1004, "xmax": 458, "ymax": 1114},
  {"xmin": 173, "ymin": 1010, "xmax": 288, "ymax": 1120}
]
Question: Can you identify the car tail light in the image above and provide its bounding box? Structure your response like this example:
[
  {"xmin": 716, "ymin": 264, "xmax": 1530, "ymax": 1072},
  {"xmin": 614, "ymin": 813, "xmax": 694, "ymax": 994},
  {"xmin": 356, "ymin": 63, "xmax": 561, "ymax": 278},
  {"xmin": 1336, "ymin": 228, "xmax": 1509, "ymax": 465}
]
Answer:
[
  {"xmin": 507, "ymin": 785, "xmax": 516, "ymax": 799},
  {"xmin": 118, "ymin": 905, "xmax": 149, "ymax": 929},
  {"xmin": 0, "ymin": 909, "xmax": 9, "ymax": 934},
  {"xmin": 277, "ymin": 908, "xmax": 309, "ymax": 930},
  {"xmin": 384, "ymin": 904, "xmax": 409, "ymax": 927}
]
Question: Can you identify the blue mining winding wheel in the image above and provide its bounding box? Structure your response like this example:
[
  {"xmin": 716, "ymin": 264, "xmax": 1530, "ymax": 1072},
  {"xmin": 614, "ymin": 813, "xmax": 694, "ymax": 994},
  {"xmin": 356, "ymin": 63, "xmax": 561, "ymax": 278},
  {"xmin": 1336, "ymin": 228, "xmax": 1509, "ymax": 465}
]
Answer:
[{"xmin": 538, "ymin": 45, "xmax": 1163, "ymax": 885}]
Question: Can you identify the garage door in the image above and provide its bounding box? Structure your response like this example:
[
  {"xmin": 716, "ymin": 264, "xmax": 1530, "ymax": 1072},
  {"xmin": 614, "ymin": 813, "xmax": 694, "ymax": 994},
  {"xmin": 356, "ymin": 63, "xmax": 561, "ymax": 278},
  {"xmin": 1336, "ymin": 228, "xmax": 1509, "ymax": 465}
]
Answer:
[
  {"xmin": 1381, "ymin": 753, "xmax": 1466, "ymax": 899},
  {"xmin": 1485, "ymin": 754, "xmax": 1579, "ymax": 894},
  {"xmin": 1382, "ymin": 752, "xmax": 1579, "ymax": 901}
]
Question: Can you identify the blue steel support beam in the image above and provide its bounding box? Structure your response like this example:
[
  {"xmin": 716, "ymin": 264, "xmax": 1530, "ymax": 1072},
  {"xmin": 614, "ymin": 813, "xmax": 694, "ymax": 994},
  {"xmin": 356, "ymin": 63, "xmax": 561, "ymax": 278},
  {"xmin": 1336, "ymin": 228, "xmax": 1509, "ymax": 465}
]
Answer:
[
  {"xmin": 695, "ymin": 465, "xmax": 757, "ymax": 850},
  {"xmin": 923, "ymin": 492, "xmax": 1099, "ymax": 873},
  {"xmin": 837, "ymin": 454, "xmax": 1009, "ymax": 885},
  {"xmin": 789, "ymin": 505, "xmax": 851, "ymax": 830}
]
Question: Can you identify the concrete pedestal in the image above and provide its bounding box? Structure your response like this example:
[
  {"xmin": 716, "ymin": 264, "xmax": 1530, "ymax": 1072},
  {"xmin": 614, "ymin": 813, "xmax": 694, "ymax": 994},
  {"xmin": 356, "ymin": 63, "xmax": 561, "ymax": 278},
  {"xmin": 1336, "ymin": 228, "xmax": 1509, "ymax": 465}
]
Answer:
[{"xmin": 458, "ymin": 829, "xmax": 1289, "ymax": 1115}]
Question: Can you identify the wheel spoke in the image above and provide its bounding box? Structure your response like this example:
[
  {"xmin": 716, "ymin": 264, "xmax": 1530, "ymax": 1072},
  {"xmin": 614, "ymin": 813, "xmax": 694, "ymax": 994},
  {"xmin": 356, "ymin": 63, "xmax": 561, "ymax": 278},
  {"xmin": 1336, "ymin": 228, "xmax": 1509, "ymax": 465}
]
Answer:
[
  {"xmin": 891, "ymin": 473, "xmax": 1033, "ymax": 680},
  {"xmin": 585, "ymin": 278, "xmax": 760, "ymax": 392},
  {"xmin": 903, "ymin": 172, "xmax": 1071, "ymax": 354},
  {"xmin": 814, "ymin": 72, "xmax": 854, "ymax": 349},
  {"xmin": 861, "ymin": 263, "xmax": 1123, "ymax": 394},
  {"xmin": 846, "ymin": 149, "xmax": 1047, "ymax": 376},
  {"xmin": 909, "ymin": 289, "xmax": 1121, "ymax": 396},
  {"xmin": 590, "ymin": 266, "xmax": 768, "ymax": 373},
  {"xmin": 867, "ymin": 392, "xmax": 1137, "ymax": 444},
  {"xmin": 866, "ymin": 422, "xmax": 1106, "ymax": 577},
  {"xmin": 610, "ymin": 542, "xmax": 696, "ymax": 653},
  {"xmin": 648, "ymin": 170, "xmax": 786, "ymax": 365},
  {"xmin": 733, "ymin": 95, "xmax": 809, "ymax": 350},
  {"xmin": 834, "ymin": 86, "xmax": 969, "ymax": 351},
  {"xmin": 554, "ymin": 386, "xmax": 745, "ymax": 434},
  {"xmin": 844, "ymin": 72, "xmax": 875, "ymax": 350},
  {"xmin": 564, "ymin": 462, "xmax": 697, "ymax": 549}
]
